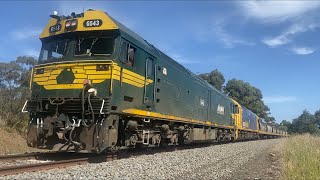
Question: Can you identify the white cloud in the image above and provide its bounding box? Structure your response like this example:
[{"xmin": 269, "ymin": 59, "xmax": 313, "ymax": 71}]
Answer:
[
  {"xmin": 262, "ymin": 36, "xmax": 290, "ymax": 47},
  {"xmin": 11, "ymin": 28, "xmax": 42, "ymax": 40},
  {"xmin": 291, "ymin": 47, "xmax": 315, "ymax": 55},
  {"xmin": 262, "ymin": 23, "xmax": 320, "ymax": 47},
  {"xmin": 212, "ymin": 19, "xmax": 254, "ymax": 48},
  {"xmin": 168, "ymin": 53, "xmax": 200, "ymax": 65},
  {"xmin": 238, "ymin": 1, "xmax": 320, "ymax": 23},
  {"xmin": 264, "ymin": 96, "xmax": 297, "ymax": 103}
]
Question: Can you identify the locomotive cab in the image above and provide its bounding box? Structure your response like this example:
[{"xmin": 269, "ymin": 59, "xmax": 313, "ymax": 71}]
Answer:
[{"xmin": 23, "ymin": 10, "xmax": 153, "ymax": 153}]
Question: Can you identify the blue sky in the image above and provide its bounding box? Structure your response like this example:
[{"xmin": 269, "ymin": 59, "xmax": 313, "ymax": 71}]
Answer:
[{"xmin": 1, "ymin": 1, "xmax": 320, "ymax": 122}]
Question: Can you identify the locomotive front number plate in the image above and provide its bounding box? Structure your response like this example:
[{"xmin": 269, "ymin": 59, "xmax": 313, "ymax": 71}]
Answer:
[
  {"xmin": 49, "ymin": 24, "xmax": 62, "ymax": 33},
  {"xmin": 84, "ymin": 19, "xmax": 103, "ymax": 27}
]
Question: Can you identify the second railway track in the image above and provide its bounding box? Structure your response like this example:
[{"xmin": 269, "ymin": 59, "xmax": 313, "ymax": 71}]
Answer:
[
  {"xmin": 0, "ymin": 152, "xmax": 119, "ymax": 176},
  {"xmin": 0, "ymin": 145, "xmax": 199, "ymax": 176}
]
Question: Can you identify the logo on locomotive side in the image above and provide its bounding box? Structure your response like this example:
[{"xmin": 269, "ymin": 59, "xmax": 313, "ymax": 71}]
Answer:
[
  {"xmin": 217, "ymin": 105, "xmax": 225, "ymax": 115},
  {"xmin": 200, "ymin": 99, "xmax": 205, "ymax": 106},
  {"xmin": 163, "ymin": 67, "xmax": 167, "ymax": 75}
]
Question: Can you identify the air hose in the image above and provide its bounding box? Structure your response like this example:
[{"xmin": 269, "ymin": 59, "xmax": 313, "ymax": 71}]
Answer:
[
  {"xmin": 81, "ymin": 85, "xmax": 95, "ymax": 127},
  {"xmin": 69, "ymin": 126, "xmax": 81, "ymax": 146},
  {"xmin": 81, "ymin": 85, "xmax": 87, "ymax": 126},
  {"xmin": 88, "ymin": 93, "xmax": 95, "ymax": 123}
]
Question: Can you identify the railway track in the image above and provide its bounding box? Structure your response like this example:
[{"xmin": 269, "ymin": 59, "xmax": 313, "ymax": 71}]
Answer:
[
  {"xmin": 0, "ymin": 140, "xmax": 273, "ymax": 176},
  {"xmin": 0, "ymin": 145, "xmax": 196, "ymax": 176},
  {"xmin": 0, "ymin": 152, "xmax": 119, "ymax": 176}
]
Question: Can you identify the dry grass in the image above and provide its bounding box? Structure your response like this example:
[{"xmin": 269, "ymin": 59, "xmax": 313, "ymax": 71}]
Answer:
[
  {"xmin": 0, "ymin": 126, "xmax": 36, "ymax": 155},
  {"xmin": 282, "ymin": 134, "xmax": 320, "ymax": 180}
]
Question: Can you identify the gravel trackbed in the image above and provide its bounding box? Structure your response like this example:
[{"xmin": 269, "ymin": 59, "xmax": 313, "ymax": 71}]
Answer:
[{"xmin": 1, "ymin": 139, "xmax": 283, "ymax": 180}]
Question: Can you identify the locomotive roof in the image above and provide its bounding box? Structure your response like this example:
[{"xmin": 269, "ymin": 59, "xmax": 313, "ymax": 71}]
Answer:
[{"xmin": 108, "ymin": 12, "xmax": 230, "ymax": 100}]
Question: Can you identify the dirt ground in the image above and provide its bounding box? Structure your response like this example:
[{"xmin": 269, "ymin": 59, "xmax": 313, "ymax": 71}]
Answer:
[
  {"xmin": 227, "ymin": 139, "xmax": 284, "ymax": 180},
  {"xmin": 0, "ymin": 127, "xmax": 36, "ymax": 155}
]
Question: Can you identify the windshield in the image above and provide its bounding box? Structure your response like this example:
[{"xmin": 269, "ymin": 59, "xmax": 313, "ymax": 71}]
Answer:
[
  {"xmin": 75, "ymin": 38, "xmax": 114, "ymax": 57},
  {"xmin": 38, "ymin": 36, "xmax": 115, "ymax": 63},
  {"xmin": 39, "ymin": 39, "xmax": 70, "ymax": 63}
]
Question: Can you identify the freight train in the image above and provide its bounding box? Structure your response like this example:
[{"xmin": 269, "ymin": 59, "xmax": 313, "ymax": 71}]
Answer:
[{"xmin": 22, "ymin": 10, "xmax": 287, "ymax": 153}]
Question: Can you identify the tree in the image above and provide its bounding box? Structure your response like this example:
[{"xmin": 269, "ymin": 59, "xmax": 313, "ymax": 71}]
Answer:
[
  {"xmin": 199, "ymin": 69, "xmax": 225, "ymax": 91},
  {"xmin": 265, "ymin": 116, "xmax": 276, "ymax": 124},
  {"xmin": 314, "ymin": 109, "xmax": 320, "ymax": 127},
  {"xmin": 224, "ymin": 78, "xmax": 270, "ymax": 119},
  {"xmin": 0, "ymin": 56, "xmax": 36, "ymax": 130},
  {"xmin": 291, "ymin": 110, "xmax": 319, "ymax": 134},
  {"xmin": 279, "ymin": 120, "xmax": 291, "ymax": 132}
]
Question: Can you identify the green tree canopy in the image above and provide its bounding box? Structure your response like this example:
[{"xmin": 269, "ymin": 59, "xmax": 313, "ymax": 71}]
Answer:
[
  {"xmin": 291, "ymin": 110, "xmax": 319, "ymax": 134},
  {"xmin": 0, "ymin": 56, "xmax": 36, "ymax": 89},
  {"xmin": 224, "ymin": 78, "xmax": 270, "ymax": 120},
  {"xmin": 198, "ymin": 69, "xmax": 225, "ymax": 91},
  {"xmin": 265, "ymin": 116, "xmax": 276, "ymax": 124},
  {"xmin": 314, "ymin": 109, "xmax": 320, "ymax": 127},
  {"xmin": 0, "ymin": 56, "xmax": 36, "ymax": 129},
  {"xmin": 279, "ymin": 120, "xmax": 291, "ymax": 132}
]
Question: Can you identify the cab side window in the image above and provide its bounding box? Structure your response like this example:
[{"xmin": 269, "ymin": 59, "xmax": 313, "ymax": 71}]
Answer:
[
  {"xmin": 120, "ymin": 42, "xmax": 136, "ymax": 67},
  {"xmin": 234, "ymin": 105, "xmax": 239, "ymax": 114},
  {"xmin": 146, "ymin": 58, "xmax": 153, "ymax": 77}
]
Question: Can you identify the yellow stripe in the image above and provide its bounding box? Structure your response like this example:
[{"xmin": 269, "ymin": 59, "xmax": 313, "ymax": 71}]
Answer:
[
  {"xmin": 48, "ymin": 75, "xmax": 59, "ymax": 80},
  {"xmin": 45, "ymin": 84, "xmax": 84, "ymax": 90},
  {"xmin": 74, "ymin": 74, "xmax": 87, "ymax": 79},
  {"xmin": 85, "ymin": 70, "xmax": 111, "ymax": 75},
  {"xmin": 34, "ymin": 60, "xmax": 115, "ymax": 68},
  {"xmin": 33, "ymin": 61, "xmax": 153, "ymax": 89},
  {"xmin": 50, "ymin": 70, "xmax": 63, "ymax": 75},
  {"xmin": 55, "ymin": 63, "xmax": 77, "ymax": 67},
  {"xmin": 33, "ymin": 72, "xmax": 51, "ymax": 77},
  {"xmin": 73, "ymin": 79, "xmax": 87, "ymax": 84},
  {"xmin": 92, "ymin": 80, "xmax": 105, "ymax": 84},
  {"xmin": 83, "ymin": 66, "xmax": 98, "ymax": 70},
  {"xmin": 122, "ymin": 108, "xmax": 234, "ymax": 129},
  {"xmin": 122, "ymin": 69, "xmax": 145, "ymax": 81},
  {"xmin": 72, "ymin": 69, "xmax": 86, "ymax": 73},
  {"xmin": 34, "ymin": 77, "xmax": 49, "ymax": 82},
  {"xmin": 122, "ymin": 77, "xmax": 144, "ymax": 88},
  {"xmin": 88, "ymin": 74, "xmax": 110, "ymax": 80},
  {"xmin": 36, "ymin": 80, "xmax": 57, "ymax": 85},
  {"xmin": 122, "ymin": 109, "xmax": 285, "ymax": 136}
]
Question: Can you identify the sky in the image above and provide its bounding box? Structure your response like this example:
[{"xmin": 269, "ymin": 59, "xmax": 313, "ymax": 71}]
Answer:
[{"xmin": 1, "ymin": 1, "xmax": 320, "ymax": 123}]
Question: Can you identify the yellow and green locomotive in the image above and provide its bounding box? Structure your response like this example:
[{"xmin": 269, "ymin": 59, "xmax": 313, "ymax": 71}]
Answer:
[{"xmin": 23, "ymin": 10, "xmax": 286, "ymax": 153}]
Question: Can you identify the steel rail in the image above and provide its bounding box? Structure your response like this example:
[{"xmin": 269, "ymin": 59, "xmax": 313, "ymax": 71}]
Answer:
[{"xmin": 0, "ymin": 153, "xmax": 119, "ymax": 176}]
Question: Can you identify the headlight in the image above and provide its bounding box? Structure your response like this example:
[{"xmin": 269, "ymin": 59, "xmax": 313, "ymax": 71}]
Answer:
[
  {"xmin": 65, "ymin": 21, "xmax": 71, "ymax": 28},
  {"xmin": 65, "ymin": 19, "xmax": 77, "ymax": 31},
  {"xmin": 96, "ymin": 64, "xmax": 109, "ymax": 71},
  {"xmin": 36, "ymin": 68, "xmax": 44, "ymax": 74}
]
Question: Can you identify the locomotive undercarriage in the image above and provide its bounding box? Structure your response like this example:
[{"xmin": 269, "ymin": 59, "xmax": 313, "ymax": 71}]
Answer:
[
  {"xmin": 122, "ymin": 117, "xmax": 241, "ymax": 149},
  {"xmin": 25, "ymin": 99, "xmax": 240, "ymax": 153},
  {"xmin": 25, "ymin": 96, "xmax": 264, "ymax": 153}
]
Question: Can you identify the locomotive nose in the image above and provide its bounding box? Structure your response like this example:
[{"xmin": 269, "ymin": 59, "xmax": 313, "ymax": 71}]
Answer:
[{"xmin": 56, "ymin": 68, "xmax": 75, "ymax": 84}]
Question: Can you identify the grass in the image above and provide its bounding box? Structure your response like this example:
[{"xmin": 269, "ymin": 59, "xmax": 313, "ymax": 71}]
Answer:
[
  {"xmin": 282, "ymin": 134, "xmax": 320, "ymax": 180},
  {"xmin": 0, "ymin": 126, "xmax": 36, "ymax": 155}
]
